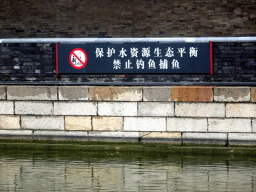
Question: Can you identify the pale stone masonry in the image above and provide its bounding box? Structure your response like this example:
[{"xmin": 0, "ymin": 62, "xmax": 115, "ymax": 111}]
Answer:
[{"xmin": 1, "ymin": 85, "xmax": 256, "ymax": 145}]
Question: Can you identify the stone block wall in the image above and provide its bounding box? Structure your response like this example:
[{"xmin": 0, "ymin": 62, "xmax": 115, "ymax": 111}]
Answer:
[{"xmin": 1, "ymin": 85, "xmax": 256, "ymax": 145}]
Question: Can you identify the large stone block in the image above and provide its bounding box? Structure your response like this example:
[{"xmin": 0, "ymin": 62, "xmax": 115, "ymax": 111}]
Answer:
[
  {"xmin": 214, "ymin": 87, "xmax": 250, "ymax": 102},
  {"xmin": 251, "ymin": 87, "xmax": 256, "ymax": 102},
  {"xmin": 183, "ymin": 133, "xmax": 227, "ymax": 145},
  {"xmin": 143, "ymin": 87, "xmax": 171, "ymax": 101},
  {"xmin": 167, "ymin": 118, "xmax": 207, "ymax": 132},
  {"xmin": 15, "ymin": 101, "xmax": 53, "ymax": 115},
  {"xmin": 88, "ymin": 131, "xmax": 139, "ymax": 142},
  {"xmin": 98, "ymin": 102, "xmax": 137, "ymax": 116},
  {"xmin": 0, "ymin": 86, "xmax": 6, "ymax": 100},
  {"xmin": 65, "ymin": 116, "xmax": 91, "ymax": 130},
  {"xmin": 54, "ymin": 101, "xmax": 97, "ymax": 115},
  {"xmin": 171, "ymin": 86, "xmax": 213, "ymax": 102},
  {"xmin": 7, "ymin": 86, "xmax": 57, "ymax": 100},
  {"xmin": 89, "ymin": 86, "xmax": 142, "ymax": 101},
  {"xmin": 0, "ymin": 115, "xmax": 20, "ymax": 129},
  {"xmin": 58, "ymin": 86, "xmax": 89, "ymax": 100},
  {"xmin": 124, "ymin": 117, "xmax": 166, "ymax": 131},
  {"xmin": 0, "ymin": 101, "xmax": 13, "ymax": 114},
  {"xmin": 226, "ymin": 103, "xmax": 256, "ymax": 117},
  {"xmin": 93, "ymin": 117, "xmax": 122, "ymax": 131},
  {"xmin": 0, "ymin": 130, "xmax": 32, "ymax": 136},
  {"xmin": 140, "ymin": 132, "xmax": 181, "ymax": 143},
  {"xmin": 138, "ymin": 102, "xmax": 174, "ymax": 116},
  {"xmin": 175, "ymin": 103, "xmax": 225, "ymax": 117},
  {"xmin": 89, "ymin": 131, "xmax": 139, "ymax": 138},
  {"xmin": 208, "ymin": 118, "xmax": 251, "ymax": 132},
  {"xmin": 33, "ymin": 130, "xmax": 88, "ymax": 139},
  {"xmin": 228, "ymin": 133, "xmax": 256, "ymax": 145},
  {"xmin": 21, "ymin": 116, "xmax": 64, "ymax": 130}
]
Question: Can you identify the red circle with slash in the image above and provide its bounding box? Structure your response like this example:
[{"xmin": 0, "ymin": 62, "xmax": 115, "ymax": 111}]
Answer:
[{"xmin": 69, "ymin": 48, "xmax": 88, "ymax": 69}]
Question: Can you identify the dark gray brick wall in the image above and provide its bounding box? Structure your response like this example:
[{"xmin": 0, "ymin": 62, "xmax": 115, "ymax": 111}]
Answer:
[{"xmin": 0, "ymin": 42, "xmax": 255, "ymax": 84}]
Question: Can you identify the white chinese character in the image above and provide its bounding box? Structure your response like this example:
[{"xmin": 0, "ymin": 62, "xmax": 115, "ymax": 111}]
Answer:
[
  {"xmin": 96, "ymin": 48, "xmax": 104, "ymax": 58},
  {"xmin": 130, "ymin": 48, "xmax": 139, "ymax": 58},
  {"xmin": 189, "ymin": 47, "xmax": 198, "ymax": 57},
  {"xmin": 136, "ymin": 59, "xmax": 144, "ymax": 69},
  {"xmin": 178, "ymin": 47, "xmax": 186, "ymax": 57},
  {"xmin": 107, "ymin": 48, "xmax": 115, "ymax": 57},
  {"xmin": 172, "ymin": 59, "xmax": 180, "ymax": 69},
  {"xmin": 142, "ymin": 47, "xmax": 150, "ymax": 57},
  {"xmin": 154, "ymin": 47, "xmax": 162, "ymax": 57},
  {"xmin": 165, "ymin": 47, "xmax": 174, "ymax": 57},
  {"xmin": 125, "ymin": 59, "xmax": 133, "ymax": 69},
  {"xmin": 159, "ymin": 59, "xmax": 168, "ymax": 69},
  {"xmin": 113, "ymin": 59, "xmax": 121, "ymax": 69},
  {"xmin": 148, "ymin": 59, "xmax": 156, "ymax": 69},
  {"xmin": 119, "ymin": 48, "xmax": 127, "ymax": 58}
]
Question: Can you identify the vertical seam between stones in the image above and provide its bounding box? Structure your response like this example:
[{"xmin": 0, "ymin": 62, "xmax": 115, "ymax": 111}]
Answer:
[
  {"xmin": 122, "ymin": 117, "xmax": 124, "ymax": 132},
  {"xmin": 251, "ymin": 118, "xmax": 253, "ymax": 133},
  {"xmin": 5, "ymin": 86, "xmax": 7, "ymax": 100},
  {"xmin": 96, "ymin": 102, "xmax": 99, "ymax": 116},
  {"xmin": 207, "ymin": 118, "xmax": 209, "ymax": 132},
  {"xmin": 91, "ymin": 116, "xmax": 93, "ymax": 131},
  {"xmin": 19, "ymin": 115, "xmax": 22, "ymax": 130},
  {"xmin": 57, "ymin": 86, "xmax": 59, "ymax": 100},
  {"xmin": 13, "ymin": 100, "xmax": 15, "ymax": 115},
  {"xmin": 142, "ymin": 87, "xmax": 144, "ymax": 101}
]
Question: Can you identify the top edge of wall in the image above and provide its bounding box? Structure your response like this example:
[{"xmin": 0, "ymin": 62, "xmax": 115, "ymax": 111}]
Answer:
[{"xmin": 1, "ymin": 37, "xmax": 256, "ymax": 43}]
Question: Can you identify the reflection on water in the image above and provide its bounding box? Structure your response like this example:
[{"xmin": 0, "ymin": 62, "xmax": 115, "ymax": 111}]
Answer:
[{"xmin": 0, "ymin": 150, "xmax": 256, "ymax": 191}]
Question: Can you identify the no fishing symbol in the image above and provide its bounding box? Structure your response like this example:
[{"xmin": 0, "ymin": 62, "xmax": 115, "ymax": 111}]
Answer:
[{"xmin": 69, "ymin": 48, "xmax": 88, "ymax": 69}]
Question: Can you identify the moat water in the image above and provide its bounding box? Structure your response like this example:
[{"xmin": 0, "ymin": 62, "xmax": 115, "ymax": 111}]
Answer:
[{"xmin": 0, "ymin": 149, "xmax": 256, "ymax": 191}]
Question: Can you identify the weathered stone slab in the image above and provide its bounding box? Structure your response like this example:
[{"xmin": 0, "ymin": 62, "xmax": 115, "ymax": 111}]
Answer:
[
  {"xmin": 140, "ymin": 132, "xmax": 181, "ymax": 143},
  {"xmin": 214, "ymin": 87, "xmax": 250, "ymax": 102},
  {"xmin": 33, "ymin": 130, "xmax": 88, "ymax": 137},
  {"xmin": 0, "ymin": 115, "xmax": 20, "ymax": 129},
  {"xmin": 15, "ymin": 101, "xmax": 53, "ymax": 115},
  {"xmin": 175, "ymin": 103, "xmax": 225, "ymax": 117},
  {"xmin": 7, "ymin": 86, "xmax": 57, "ymax": 100},
  {"xmin": 65, "ymin": 116, "xmax": 91, "ymax": 130},
  {"xmin": 89, "ymin": 86, "xmax": 142, "ymax": 101},
  {"xmin": 167, "ymin": 118, "xmax": 207, "ymax": 132},
  {"xmin": 0, "ymin": 101, "xmax": 13, "ymax": 114},
  {"xmin": 0, "ymin": 86, "xmax": 6, "ymax": 100},
  {"xmin": 208, "ymin": 118, "xmax": 251, "ymax": 132},
  {"xmin": 229, "ymin": 133, "xmax": 256, "ymax": 145},
  {"xmin": 21, "ymin": 116, "xmax": 64, "ymax": 130},
  {"xmin": 183, "ymin": 133, "xmax": 227, "ymax": 145},
  {"xmin": 89, "ymin": 131, "xmax": 139, "ymax": 138},
  {"xmin": 171, "ymin": 86, "xmax": 213, "ymax": 102},
  {"xmin": 143, "ymin": 87, "xmax": 171, "ymax": 101},
  {"xmin": 124, "ymin": 117, "xmax": 166, "ymax": 131},
  {"xmin": 226, "ymin": 103, "xmax": 256, "ymax": 117},
  {"xmin": 58, "ymin": 86, "xmax": 89, "ymax": 100},
  {"xmin": 54, "ymin": 101, "xmax": 97, "ymax": 115},
  {"xmin": 93, "ymin": 117, "xmax": 122, "ymax": 131},
  {"xmin": 138, "ymin": 102, "xmax": 174, "ymax": 116},
  {"xmin": 98, "ymin": 102, "xmax": 137, "ymax": 116},
  {"xmin": 0, "ymin": 130, "xmax": 32, "ymax": 136}
]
